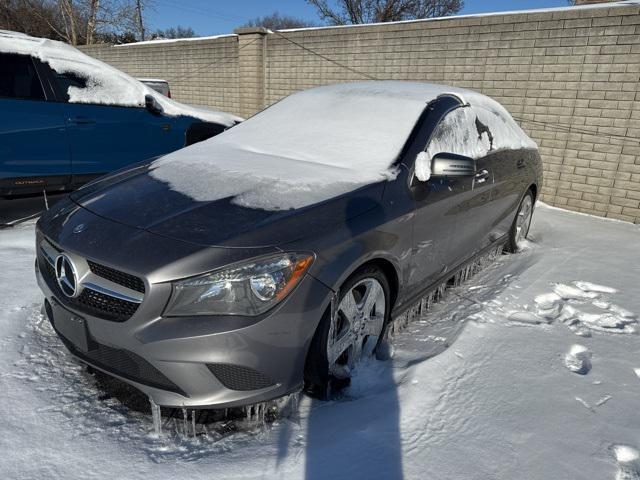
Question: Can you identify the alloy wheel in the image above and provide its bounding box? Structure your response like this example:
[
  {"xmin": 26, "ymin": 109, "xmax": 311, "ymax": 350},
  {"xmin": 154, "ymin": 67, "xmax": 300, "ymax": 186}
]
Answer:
[
  {"xmin": 515, "ymin": 194, "xmax": 533, "ymax": 247},
  {"xmin": 327, "ymin": 278, "xmax": 386, "ymax": 379}
]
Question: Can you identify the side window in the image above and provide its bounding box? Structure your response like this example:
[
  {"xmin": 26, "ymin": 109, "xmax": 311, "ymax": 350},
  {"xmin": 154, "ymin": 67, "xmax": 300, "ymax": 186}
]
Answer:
[
  {"xmin": 52, "ymin": 71, "xmax": 88, "ymax": 102},
  {"xmin": 0, "ymin": 53, "xmax": 46, "ymax": 101},
  {"xmin": 425, "ymin": 105, "xmax": 493, "ymax": 161}
]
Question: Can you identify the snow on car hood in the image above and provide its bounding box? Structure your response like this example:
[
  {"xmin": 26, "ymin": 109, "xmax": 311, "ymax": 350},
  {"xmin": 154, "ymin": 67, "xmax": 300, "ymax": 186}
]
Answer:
[
  {"xmin": 151, "ymin": 82, "xmax": 458, "ymax": 210},
  {"xmin": 150, "ymin": 81, "xmax": 536, "ymax": 211},
  {"xmin": 0, "ymin": 31, "xmax": 241, "ymax": 126}
]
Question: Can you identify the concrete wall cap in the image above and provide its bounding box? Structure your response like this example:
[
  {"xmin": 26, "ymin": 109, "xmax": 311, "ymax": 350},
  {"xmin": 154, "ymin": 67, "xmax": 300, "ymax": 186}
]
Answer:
[{"xmin": 234, "ymin": 27, "xmax": 270, "ymax": 36}]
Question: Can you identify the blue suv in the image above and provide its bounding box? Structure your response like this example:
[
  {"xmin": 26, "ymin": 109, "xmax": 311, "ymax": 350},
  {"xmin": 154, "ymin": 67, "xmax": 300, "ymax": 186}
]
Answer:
[{"xmin": 0, "ymin": 31, "xmax": 240, "ymax": 201}]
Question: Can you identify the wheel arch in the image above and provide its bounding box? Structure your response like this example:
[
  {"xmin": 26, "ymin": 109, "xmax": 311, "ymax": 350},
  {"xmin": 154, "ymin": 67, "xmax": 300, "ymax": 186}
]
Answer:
[
  {"xmin": 303, "ymin": 255, "xmax": 400, "ymax": 396},
  {"xmin": 355, "ymin": 258, "xmax": 399, "ymax": 309}
]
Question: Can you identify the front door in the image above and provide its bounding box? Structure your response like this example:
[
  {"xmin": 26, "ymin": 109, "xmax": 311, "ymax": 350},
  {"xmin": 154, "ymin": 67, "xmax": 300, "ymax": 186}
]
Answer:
[
  {"xmin": 408, "ymin": 103, "xmax": 500, "ymax": 294},
  {"xmin": 0, "ymin": 53, "xmax": 71, "ymax": 195},
  {"xmin": 410, "ymin": 175, "xmax": 470, "ymax": 290},
  {"xmin": 45, "ymin": 68, "xmax": 183, "ymax": 186}
]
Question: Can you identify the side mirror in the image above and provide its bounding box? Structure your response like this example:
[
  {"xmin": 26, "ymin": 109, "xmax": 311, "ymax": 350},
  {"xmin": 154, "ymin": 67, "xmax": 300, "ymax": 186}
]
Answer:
[
  {"xmin": 431, "ymin": 152, "xmax": 476, "ymax": 178},
  {"xmin": 144, "ymin": 94, "xmax": 163, "ymax": 115}
]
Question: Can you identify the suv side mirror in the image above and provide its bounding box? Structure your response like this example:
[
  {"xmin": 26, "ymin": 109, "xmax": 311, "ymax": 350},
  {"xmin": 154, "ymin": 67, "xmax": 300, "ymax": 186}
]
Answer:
[
  {"xmin": 431, "ymin": 152, "xmax": 476, "ymax": 177},
  {"xmin": 144, "ymin": 94, "xmax": 163, "ymax": 115}
]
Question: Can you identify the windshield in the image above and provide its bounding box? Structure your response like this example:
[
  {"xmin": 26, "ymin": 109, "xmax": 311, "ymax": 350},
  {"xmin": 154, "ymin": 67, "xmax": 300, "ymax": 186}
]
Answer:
[{"xmin": 217, "ymin": 84, "xmax": 428, "ymax": 175}]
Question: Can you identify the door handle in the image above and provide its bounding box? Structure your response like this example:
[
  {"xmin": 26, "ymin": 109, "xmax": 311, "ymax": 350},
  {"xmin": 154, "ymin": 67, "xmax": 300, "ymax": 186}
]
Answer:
[
  {"xmin": 475, "ymin": 169, "xmax": 490, "ymax": 183},
  {"xmin": 68, "ymin": 116, "xmax": 96, "ymax": 125},
  {"xmin": 517, "ymin": 159, "xmax": 525, "ymax": 169}
]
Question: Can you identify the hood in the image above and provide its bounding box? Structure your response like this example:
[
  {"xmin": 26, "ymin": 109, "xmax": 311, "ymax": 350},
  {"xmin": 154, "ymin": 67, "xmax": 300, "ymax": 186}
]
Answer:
[
  {"xmin": 71, "ymin": 164, "xmax": 385, "ymax": 248},
  {"xmin": 151, "ymin": 94, "xmax": 243, "ymax": 126}
]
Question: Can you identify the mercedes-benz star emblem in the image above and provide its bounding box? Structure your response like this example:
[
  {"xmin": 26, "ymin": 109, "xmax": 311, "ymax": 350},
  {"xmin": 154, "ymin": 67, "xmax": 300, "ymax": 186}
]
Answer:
[
  {"xmin": 55, "ymin": 254, "xmax": 79, "ymax": 298},
  {"xmin": 72, "ymin": 223, "xmax": 87, "ymax": 234}
]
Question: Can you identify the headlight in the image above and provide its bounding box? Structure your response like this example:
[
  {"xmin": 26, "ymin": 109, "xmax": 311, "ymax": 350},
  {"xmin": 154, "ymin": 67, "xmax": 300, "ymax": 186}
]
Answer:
[{"xmin": 164, "ymin": 252, "xmax": 314, "ymax": 317}]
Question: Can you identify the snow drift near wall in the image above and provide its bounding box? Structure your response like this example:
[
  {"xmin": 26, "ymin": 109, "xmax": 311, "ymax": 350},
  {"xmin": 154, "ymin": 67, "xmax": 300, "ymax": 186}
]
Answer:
[{"xmin": 0, "ymin": 31, "xmax": 240, "ymax": 126}]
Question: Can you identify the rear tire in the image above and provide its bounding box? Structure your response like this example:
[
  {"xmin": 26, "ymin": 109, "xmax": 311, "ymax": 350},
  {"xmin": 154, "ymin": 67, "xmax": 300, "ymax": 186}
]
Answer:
[
  {"xmin": 505, "ymin": 189, "xmax": 534, "ymax": 253},
  {"xmin": 304, "ymin": 265, "xmax": 391, "ymax": 399}
]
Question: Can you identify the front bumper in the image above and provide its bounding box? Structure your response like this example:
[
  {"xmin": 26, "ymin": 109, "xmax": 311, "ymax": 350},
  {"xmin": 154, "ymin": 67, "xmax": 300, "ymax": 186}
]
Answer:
[{"xmin": 35, "ymin": 239, "xmax": 332, "ymax": 409}]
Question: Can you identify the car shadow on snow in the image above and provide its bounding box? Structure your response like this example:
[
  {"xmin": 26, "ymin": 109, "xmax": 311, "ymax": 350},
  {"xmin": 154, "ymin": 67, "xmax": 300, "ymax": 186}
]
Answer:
[{"xmin": 292, "ymin": 195, "xmax": 405, "ymax": 479}]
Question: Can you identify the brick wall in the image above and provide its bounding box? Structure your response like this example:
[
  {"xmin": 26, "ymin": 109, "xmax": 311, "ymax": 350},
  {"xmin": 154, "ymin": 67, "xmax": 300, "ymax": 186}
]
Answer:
[
  {"xmin": 80, "ymin": 35, "xmax": 240, "ymax": 115},
  {"xmin": 79, "ymin": 2, "xmax": 640, "ymax": 223}
]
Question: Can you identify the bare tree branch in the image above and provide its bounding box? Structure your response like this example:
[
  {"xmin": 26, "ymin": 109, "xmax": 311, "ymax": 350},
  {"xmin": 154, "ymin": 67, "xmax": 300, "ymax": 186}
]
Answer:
[
  {"xmin": 86, "ymin": 0, "xmax": 98, "ymax": 43},
  {"xmin": 307, "ymin": 0, "xmax": 463, "ymax": 25},
  {"xmin": 240, "ymin": 11, "xmax": 317, "ymax": 30}
]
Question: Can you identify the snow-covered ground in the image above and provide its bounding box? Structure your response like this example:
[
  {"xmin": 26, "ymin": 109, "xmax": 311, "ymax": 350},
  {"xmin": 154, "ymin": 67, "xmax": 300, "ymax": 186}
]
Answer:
[{"xmin": 1, "ymin": 203, "xmax": 639, "ymax": 480}]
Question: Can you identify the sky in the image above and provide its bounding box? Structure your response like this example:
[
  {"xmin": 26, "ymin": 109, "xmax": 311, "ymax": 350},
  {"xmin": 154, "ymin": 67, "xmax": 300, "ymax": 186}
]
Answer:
[{"xmin": 147, "ymin": 0, "xmax": 570, "ymax": 36}]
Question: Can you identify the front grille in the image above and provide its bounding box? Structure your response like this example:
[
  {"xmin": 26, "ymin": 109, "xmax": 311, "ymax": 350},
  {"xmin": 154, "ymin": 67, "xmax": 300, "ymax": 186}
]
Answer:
[
  {"xmin": 87, "ymin": 260, "xmax": 145, "ymax": 294},
  {"xmin": 207, "ymin": 363, "xmax": 276, "ymax": 391},
  {"xmin": 52, "ymin": 321, "xmax": 186, "ymax": 396},
  {"xmin": 39, "ymin": 251, "xmax": 140, "ymax": 322},
  {"xmin": 75, "ymin": 287, "xmax": 139, "ymax": 321}
]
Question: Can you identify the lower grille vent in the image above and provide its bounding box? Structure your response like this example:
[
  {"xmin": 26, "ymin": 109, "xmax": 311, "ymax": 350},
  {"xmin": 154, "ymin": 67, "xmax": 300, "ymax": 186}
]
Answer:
[
  {"xmin": 56, "ymin": 329, "xmax": 186, "ymax": 396},
  {"xmin": 207, "ymin": 363, "xmax": 276, "ymax": 391}
]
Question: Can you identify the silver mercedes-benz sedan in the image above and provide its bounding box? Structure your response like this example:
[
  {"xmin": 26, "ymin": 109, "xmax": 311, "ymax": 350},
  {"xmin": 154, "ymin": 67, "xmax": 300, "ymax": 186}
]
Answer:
[{"xmin": 35, "ymin": 82, "xmax": 541, "ymax": 408}]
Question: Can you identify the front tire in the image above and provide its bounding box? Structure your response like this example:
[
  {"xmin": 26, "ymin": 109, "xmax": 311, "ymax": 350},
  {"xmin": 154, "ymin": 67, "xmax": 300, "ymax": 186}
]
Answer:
[
  {"xmin": 506, "ymin": 190, "xmax": 534, "ymax": 253},
  {"xmin": 304, "ymin": 265, "xmax": 391, "ymax": 398}
]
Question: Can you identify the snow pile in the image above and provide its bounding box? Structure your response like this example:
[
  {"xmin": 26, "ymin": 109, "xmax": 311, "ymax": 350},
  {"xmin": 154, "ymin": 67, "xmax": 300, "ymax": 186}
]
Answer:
[
  {"xmin": 575, "ymin": 281, "xmax": 618, "ymax": 294},
  {"xmin": 528, "ymin": 281, "xmax": 639, "ymax": 337},
  {"xmin": 414, "ymin": 151, "xmax": 432, "ymax": 183},
  {"xmin": 612, "ymin": 445, "xmax": 640, "ymax": 480},
  {"xmin": 535, "ymin": 292, "xmax": 564, "ymax": 319},
  {"xmin": 0, "ymin": 31, "xmax": 240, "ymax": 126},
  {"xmin": 564, "ymin": 344, "xmax": 592, "ymax": 375}
]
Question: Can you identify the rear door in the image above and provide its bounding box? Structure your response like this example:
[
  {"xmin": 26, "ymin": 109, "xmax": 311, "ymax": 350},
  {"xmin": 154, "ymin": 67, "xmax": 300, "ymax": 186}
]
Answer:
[
  {"xmin": 485, "ymin": 148, "xmax": 532, "ymax": 241},
  {"xmin": 470, "ymin": 107, "xmax": 526, "ymax": 250},
  {"xmin": 46, "ymin": 68, "xmax": 183, "ymax": 185},
  {"xmin": 0, "ymin": 53, "xmax": 71, "ymax": 195}
]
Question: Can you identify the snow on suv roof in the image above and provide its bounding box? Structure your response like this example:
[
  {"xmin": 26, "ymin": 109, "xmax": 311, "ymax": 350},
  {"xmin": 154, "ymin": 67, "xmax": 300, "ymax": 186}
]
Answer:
[
  {"xmin": 0, "ymin": 30, "xmax": 240, "ymax": 126},
  {"xmin": 150, "ymin": 81, "xmax": 536, "ymax": 211}
]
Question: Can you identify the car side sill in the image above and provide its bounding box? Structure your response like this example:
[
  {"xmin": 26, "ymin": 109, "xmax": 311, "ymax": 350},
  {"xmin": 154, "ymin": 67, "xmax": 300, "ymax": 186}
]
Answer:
[{"xmin": 392, "ymin": 235, "xmax": 508, "ymax": 319}]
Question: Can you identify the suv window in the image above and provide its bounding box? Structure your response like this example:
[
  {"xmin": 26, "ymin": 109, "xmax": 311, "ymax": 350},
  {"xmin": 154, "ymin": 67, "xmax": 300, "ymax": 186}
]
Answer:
[
  {"xmin": 0, "ymin": 53, "xmax": 45, "ymax": 101},
  {"xmin": 52, "ymin": 71, "xmax": 88, "ymax": 102}
]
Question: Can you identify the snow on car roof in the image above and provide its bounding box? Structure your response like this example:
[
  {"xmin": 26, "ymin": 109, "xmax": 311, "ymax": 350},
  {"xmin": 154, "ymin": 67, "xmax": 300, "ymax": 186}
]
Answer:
[
  {"xmin": 0, "ymin": 31, "xmax": 240, "ymax": 126},
  {"xmin": 151, "ymin": 81, "xmax": 536, "ymax": 211}
]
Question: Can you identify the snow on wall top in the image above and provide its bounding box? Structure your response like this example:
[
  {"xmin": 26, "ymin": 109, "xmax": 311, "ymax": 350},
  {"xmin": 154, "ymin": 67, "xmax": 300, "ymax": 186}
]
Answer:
[
  {"xmin": 114, "ymin": 34, "xmax": 237, "ymax": 47},
  {"xmin": 151, "ymin": 81, "xmax": 536, "ymax": 211},
  {"xmin": 0, "ymin": 31, "xmax": 240, "ymax": 126}
]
